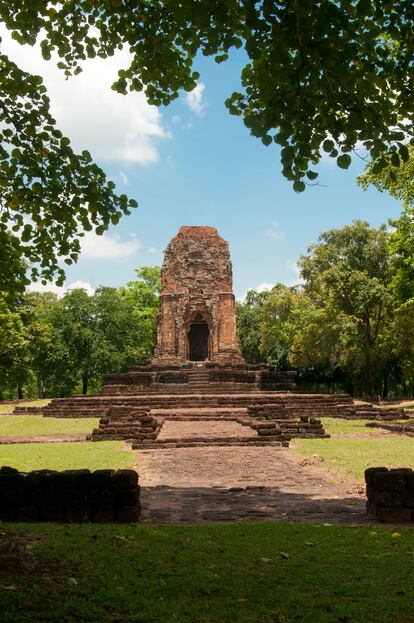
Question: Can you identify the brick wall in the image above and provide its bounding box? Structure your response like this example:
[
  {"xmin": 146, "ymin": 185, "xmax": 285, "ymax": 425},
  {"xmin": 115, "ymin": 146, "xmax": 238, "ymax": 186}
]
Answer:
[
  {"xmin": 0, "ymin": 466, "xmax": 140, "ymax": 523},
  {"xmin": 365, "ymin": 467, "xmax": 414, "ymax": 522}
]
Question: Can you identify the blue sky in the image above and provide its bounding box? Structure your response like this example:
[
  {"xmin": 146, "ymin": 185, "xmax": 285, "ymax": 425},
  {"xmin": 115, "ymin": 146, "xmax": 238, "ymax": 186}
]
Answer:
[{"xmin": 3, "ymin": 31, "xmax": 402, "ymax": 299}]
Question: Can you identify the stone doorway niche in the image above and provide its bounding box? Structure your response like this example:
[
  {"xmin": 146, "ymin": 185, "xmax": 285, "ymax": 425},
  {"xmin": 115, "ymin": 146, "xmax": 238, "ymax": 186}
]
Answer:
[{"xmin": 187, "ymin": 312, "xmax": 210, "ymax": 361}]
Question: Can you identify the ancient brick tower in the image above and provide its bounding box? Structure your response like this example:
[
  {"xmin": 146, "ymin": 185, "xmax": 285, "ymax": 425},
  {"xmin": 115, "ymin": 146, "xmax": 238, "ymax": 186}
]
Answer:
[{"xmin": 153, "ymin": 226, "xmax": 244, "ymax": 364}]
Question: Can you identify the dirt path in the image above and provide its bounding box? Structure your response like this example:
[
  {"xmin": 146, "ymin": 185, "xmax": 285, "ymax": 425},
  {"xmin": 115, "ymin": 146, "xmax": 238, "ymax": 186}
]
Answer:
[{"xmin": 136, "ymin": 445, "xmax": 368, "ymax": 525}]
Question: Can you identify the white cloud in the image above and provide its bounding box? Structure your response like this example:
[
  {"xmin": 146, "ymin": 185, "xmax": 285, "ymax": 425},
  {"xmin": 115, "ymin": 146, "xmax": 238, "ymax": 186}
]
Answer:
[
  {"xmin": 256, "ymin": 282, "xmax": 274, "ymax": 293},
  {"xmin": 237, "ymin": 282, "xmax": 274, "ymax": 302},
  {"xmin": 185, "ymin": 82, "xmax": 206, "ymax": 117},
  {"xmin": 67, "ymin": 281, "xmax": 96, "ymax": 296},
  {"xmin": 28, "ymin": 280, "xmax": 95, "ymax": 297},
  {"xmin": 1, "ymin": 26, "xmax": 167, "ymax": 165},
  {"xmin": 266, "ymin": 221, "xmax": 284, "ymax": 240},
  {"xmin": 80, "ymin": 231, "xmax": 140, "ymax": 259},
  {"xmin": 146, "ymin": 246, "xmax": 157, "ymax": 254},
  {"xmin": 119, "ymin": 170, "xmax": 129, "ymax": 185}
]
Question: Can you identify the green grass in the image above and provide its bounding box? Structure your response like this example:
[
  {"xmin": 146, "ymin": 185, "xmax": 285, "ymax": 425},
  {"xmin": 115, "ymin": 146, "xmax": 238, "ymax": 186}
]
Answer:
[
  {"xmin": 0, "ymin": 441, "xmax": 133, "ymax": 472},
  {"xmin": 0, "ymin": 415, "xmax": 99, "ymax": 437},
  {"xmin": 0, "ymin": 399, "xmax": 51, "ymax": 414},
  {"xmin": 321, "ymin": 417, "xmax": 370, "ymax": 435},
  {"xmin": 2, "ymin": 523, "xmax": 414, "ymax": 623},
  {"xmin": 0, "ymin": 404, "xmax": 16, "ymax": 414},
  {"xmin": 294, "ymin": 436, "xmax": 414, "ymax": 482}
]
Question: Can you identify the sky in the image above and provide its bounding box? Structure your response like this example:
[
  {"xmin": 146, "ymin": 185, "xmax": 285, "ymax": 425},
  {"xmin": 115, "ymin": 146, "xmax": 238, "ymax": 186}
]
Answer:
[{"xmin": 2, "ymin": 27, "xmax": 403, "ymax": 300}]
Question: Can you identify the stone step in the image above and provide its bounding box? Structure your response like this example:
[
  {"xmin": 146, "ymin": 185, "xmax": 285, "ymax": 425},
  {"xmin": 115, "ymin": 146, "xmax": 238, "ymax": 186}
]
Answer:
[
  {"xmin": 150, "ymin": 407, "xmax": 248, "ymax": 418},
  {"xmin": 131, "ymin": 439, "xmax": 287, "ymax": 449}
]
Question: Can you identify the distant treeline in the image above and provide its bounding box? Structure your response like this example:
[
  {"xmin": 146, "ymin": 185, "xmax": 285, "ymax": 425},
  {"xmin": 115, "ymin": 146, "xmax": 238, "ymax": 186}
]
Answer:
[
  {"xmin": 0, "ymin": 267, "xmax": 161, "ymax": 399},
  {"xmin": 236, "ymin": 218, "xmax": 414, "ymax": 398}
]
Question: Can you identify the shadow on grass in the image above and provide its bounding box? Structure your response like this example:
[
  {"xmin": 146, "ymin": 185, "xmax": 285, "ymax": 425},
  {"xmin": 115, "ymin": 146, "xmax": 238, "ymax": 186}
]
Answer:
[{"xmin": 140, "ymin": 484, "xmax": 369, "ymax": 525}]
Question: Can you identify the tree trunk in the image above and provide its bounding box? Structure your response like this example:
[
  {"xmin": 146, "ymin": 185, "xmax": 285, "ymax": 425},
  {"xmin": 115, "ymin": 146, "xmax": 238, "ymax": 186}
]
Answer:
[
  {"xmin": 17, "ymin": 385, "xmax": 23, "ymax": 400},
  {"xmin": 38, "ymin": 378, "xmax": 46, "ymax": 399},
  {"xmin": 82, "ymin": 374, "xmax": 88, "ymax": 395},
  {"xmin": 383, "ymin": 370, "xmax": 388, "ymax": 398},
  {"xmin": 364, "ymin": 350, "xmax": 375, "ymax": 397}
]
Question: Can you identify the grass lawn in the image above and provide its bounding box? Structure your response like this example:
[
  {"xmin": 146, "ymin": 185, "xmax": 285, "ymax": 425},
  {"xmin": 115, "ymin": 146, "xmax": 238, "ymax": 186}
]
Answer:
[
  {"xmin": 294, "ymin": 435, "xmax": 414, "ymax": 482},
  {"xmin": 0, "ymin": 441, "xmax": 133, "ymax": 472},
  {"xmin": 321, "ymin": 417, "xmax": 370, "ymax": 435},
  {"xmin": 0, "ymin": 415, "xmax": 99, "ymax": 437},
  {"xmin": 2, "ymin": 522, "xmax": 414, "ymax": 623}
]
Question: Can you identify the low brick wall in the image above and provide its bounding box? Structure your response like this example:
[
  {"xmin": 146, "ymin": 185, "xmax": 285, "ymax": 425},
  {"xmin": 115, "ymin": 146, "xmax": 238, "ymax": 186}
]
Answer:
[
  {"xmin": 365, "ymin": 467, "xmax": 414, "ymax": 523},
  {"xmin": 0, "ymin": 465, "xmax": 140, "ymax": 523},
  {"xmin": 366, "ymin": 422, "xmax": 414, "ymax": 436}
]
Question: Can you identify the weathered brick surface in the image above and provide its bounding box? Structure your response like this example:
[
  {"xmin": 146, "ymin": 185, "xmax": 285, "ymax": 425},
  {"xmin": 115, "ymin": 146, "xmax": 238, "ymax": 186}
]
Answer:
[
  {"xmin": 365, "ymin": 467, "xmax": 414, "ymax": 523},
  {"xmin": 90, "ymin": 407, "xmax": 163, "ymax": 443},
  {"xmin": 0, "ymin": 465, "xmax": 140, "ymax": 523},
  {"xmin": 153, "ymin": 226, "xmax": 243, "ymax": 364}
]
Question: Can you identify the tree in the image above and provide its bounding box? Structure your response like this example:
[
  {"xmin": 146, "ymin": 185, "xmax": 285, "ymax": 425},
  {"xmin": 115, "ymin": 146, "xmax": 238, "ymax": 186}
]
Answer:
[
  {"xmin": 0, "ymin": 267, "xmax": 162, "ymax": 398},
  {"xmin": 0, "ymin": 46, "xmax": 137, "ymax": 296},
  {"xmin": 0, "ymin": 0, "xmax": 411, "ymax": 274},
  {"xmin": 358, "ymin": 147, "xmax": 414, "ymax": 304},
  {"xmin": 236, "ymin": 289, "xmax": 269, "ymax": 364},
  {"xmin": 19, "ymin": 291, "xmax": 59, "ymax": 398},
  {"xmin": 47, "ymin": 288, "xmax": 98, "ymax": 395},
  {"xmin": 299, "ymin": 220, "xmax": 393, "ymax": 395},
  {"xmin": 260, "ymin": 284, "xmax": 303, "ymax": 369},
  {"xmin": 358, "ymin": 145, "xmax": 414, "ymax": 208},
  {"xmin": 0, "ymin": 292, "xmax": 29, "ymax": 398},
  {"xmin": 119, "ymin": 266, "xmax": 161, "ymax": 363}
]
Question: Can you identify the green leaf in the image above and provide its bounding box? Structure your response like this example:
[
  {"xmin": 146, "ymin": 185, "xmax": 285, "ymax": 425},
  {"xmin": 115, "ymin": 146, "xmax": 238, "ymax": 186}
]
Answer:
[
  {"xmin": 323, "ymin": 140, "xmax": 334, "ymax": 153},
  {"xmin": 337, "ymin": 154, "xmax": 352, "ymax": 169},
  {"xmin": 390, "ymin": 153, "xmax": 400, "ymax": 168},
  {"xmin": 399, "ymin": 144, "xmax": 409, "ymax": 162},
  {"xmin": 293, "ymin": 180, "xmax": 306, "ymax": 193}
]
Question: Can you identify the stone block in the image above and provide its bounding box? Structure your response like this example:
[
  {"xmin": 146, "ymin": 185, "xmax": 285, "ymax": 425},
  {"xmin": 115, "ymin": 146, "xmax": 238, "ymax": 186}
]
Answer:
[
  {"xmin": 65, "ymin": 506, "xmax": 88, "ymax": 522},
  {"xmin": 115, "ymin": 505, "xmax": 141, "ymax": 523},
  {"xmin": 115, "ymin": 488, "xmax": 139, "ymax": 507},
  {"xmin": 374, "ymin": 471, "xmax": 405, "ymax": 491},
  {"xmin": 0, "ymin": 466, "xmax": 19, "ymax": 475},
  {"xmin": 17, "ymin": 506, "xmax": 37, "ymax": 521},
  {"xmin": 42, "ymin": 505, "xmax": 64, "ymax": 521},
  {"xmin": 403, "ymin": 490, "xmax": 414, "ymax": 508},
  {"xmin": 377, "ymin": 507, "xmax": 412, "ymax": 523},
  {"xmin": 91, "ymin": 507, "xmax": 115, "ymax": 523},
  {"xmin": 374, "ymin": 490, "xmax": 403, "ymax": 507},
  {"xmin": 366, "ymin": 500, "xmax": 377, "ymax": 519},
  {"xmin": 366, "ymin": 485, "xmax": 375, "ymax": 501},
  {"xmin": 0, "ymin": 473, "xmax": 26, "ymax": 491},
  {"xmin": 112, "ymin": 470, "xmax": 139, "ymax": 489},
  {"xmin": 90, "ymin": 470, "xmax": 115, "ymax": 488}
]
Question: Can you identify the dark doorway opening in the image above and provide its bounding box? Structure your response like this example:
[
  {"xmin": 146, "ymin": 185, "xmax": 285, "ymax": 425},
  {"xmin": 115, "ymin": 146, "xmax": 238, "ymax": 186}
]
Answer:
[{"xmin": 188, "ymin": 322, "xmax": 209, "ymax": 361}]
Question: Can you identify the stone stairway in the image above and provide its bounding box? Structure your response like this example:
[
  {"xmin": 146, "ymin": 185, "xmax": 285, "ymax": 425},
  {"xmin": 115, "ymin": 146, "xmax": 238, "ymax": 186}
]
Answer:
[
  {"xmin": 353, "ymin": 404, "xmax": 408, "ymax": 420},
  {"xmin": 41, "ymin": 392, "xmax": 357, "ymax": 419},
  {"xmin": 187, "ymin": 366, "xmax": 210, "ymax": 392},
  {"xmin": 88, "ymin": 398, "xmax": 329, "ymax": 448}
]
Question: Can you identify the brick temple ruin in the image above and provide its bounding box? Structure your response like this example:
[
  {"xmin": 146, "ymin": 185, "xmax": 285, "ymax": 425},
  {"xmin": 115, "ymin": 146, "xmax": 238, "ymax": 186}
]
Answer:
[
  {"xmin": 154, "ymin": 226, "xmax": 243, "ymax": 365},
  {"xmin": 101, "ymin": 225, "xmax": 296, "ymax": 393},
  {"xmin": 39, "ymin": 225, "xmax": 368, "ymax": 446}
]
